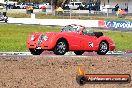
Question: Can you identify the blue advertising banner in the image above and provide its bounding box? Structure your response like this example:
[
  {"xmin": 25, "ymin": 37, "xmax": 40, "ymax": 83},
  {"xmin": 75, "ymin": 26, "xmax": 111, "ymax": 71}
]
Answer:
[
  {"xmin": 98, "ymin": 20, "xmax": 132, "ymax": 29},
  {"xmin": 106, "ymin": 21, "xmax": 132, "ymax": 29}
]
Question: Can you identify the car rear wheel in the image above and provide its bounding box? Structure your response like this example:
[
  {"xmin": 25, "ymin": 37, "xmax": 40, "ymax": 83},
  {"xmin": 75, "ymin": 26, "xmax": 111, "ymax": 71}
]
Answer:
[
  {"xmin": 29, "ymin": 49, "xmax": 44, "ymax": 55},
  {"xmin": 97, "ymin": 41, "xmax": 109, "ymax": 55},
  {"xmin": 53, "ymin": 40, "xmax": 68, "ymax": 55},
  {"xmin": 74, "ymin": 51, "xmax": 84, "ymax": 55}
]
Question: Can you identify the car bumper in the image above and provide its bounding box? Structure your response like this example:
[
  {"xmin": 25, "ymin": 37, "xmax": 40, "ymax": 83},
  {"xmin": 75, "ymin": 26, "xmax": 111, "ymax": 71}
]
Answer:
[
  {"xmin": 41, "ymin": 41, "xmax": 54, "ymax": 49},
  {"xmin": 27, "ymin": 42, "xmax": 38, "ymax": 49},
  {"xmin": 27, "ymin": 40, "xmax": 53, "ymax": 50}
]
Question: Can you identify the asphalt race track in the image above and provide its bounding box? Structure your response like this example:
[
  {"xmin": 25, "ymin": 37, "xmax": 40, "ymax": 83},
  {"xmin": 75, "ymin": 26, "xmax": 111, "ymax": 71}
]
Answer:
[{"xmin": 0, "ymin": 51, "xmax": 131, "ymax": 57}]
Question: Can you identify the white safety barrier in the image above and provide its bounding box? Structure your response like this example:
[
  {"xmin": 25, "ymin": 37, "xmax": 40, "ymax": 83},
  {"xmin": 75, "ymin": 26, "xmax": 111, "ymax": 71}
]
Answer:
[{"xmin": 8, "ymin": 18, "xmax": 99, "ymax": 27}]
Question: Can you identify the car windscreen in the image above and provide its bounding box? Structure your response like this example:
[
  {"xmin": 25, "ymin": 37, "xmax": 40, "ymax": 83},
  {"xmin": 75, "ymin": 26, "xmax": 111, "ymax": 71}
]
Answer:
[{"xmin": 61, "ymin": 25, "xmax": 80, "ymax": 32}]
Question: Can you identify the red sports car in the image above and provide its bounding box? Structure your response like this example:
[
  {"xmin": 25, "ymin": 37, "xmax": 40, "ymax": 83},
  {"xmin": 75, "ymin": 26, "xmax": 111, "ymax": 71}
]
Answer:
[{"xmin": 27, "ymin": 24, "xmax": 115, "ymax": 55}]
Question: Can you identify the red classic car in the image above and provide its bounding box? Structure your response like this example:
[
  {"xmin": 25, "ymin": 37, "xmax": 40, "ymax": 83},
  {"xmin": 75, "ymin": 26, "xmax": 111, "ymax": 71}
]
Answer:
[{"xmin": 27, "ymin": 24, "xmax": 115, "ymax": 55}]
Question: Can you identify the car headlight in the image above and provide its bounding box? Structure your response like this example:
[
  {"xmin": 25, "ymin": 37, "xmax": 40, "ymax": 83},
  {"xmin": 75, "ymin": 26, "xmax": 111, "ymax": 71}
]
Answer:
[
  {"xmin": 31, "ymin": 35, "xmax": 35, "ymax": 41},
  {"xmin": 43, "ymin": 35, "xmax": 48, "ymax": 41}
]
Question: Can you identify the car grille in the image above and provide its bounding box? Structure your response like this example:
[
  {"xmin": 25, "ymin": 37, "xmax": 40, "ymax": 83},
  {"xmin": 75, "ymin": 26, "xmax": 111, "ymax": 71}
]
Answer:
[{"xmin": 38, "ymin": 34, "xmax": 44, "ymax": 46}]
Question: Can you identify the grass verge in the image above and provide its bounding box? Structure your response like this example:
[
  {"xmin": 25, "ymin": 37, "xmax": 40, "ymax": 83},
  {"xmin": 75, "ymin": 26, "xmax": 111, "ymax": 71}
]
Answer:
[
  {"xmin": 0, "ymin": 24, "xmax": 132, "ymax": 51},
  {"xmin": 102, "ymin": 31, "xmax": 132, "ymax": 51},
  {"xmin": 0, "ymin": 24, "xmax": 59, "ymax": 52}
]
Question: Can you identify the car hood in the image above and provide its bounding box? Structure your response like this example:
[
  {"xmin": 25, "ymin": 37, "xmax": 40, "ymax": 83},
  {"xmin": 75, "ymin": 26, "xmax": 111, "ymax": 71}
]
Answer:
[
  {"xmin": 43, "ymin": 32, "xmax": 79, "ymax": 36},
  {"xmin": 32, "ymin": 32, "xmax": 80, "ymax": 41}
]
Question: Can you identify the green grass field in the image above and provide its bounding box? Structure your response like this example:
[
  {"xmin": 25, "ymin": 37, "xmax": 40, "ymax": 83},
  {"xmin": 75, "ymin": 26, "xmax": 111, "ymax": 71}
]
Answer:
[
  {"xmin": 102, "ymin": 31, "xmax": 132, "ymax": 51},
  {"xmin": 0, "ymin": 24, "xmax": 132, "ymax": 52},
  {"xmin": 0, "ymin": 24, "xmax": 59, "ymax": 52}
]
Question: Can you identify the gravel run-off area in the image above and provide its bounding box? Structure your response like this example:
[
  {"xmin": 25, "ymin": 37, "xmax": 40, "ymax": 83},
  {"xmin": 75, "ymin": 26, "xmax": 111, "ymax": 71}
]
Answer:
[{"xmin": 0, "ymin": 55, "xmax": 132, "ymax": 88}]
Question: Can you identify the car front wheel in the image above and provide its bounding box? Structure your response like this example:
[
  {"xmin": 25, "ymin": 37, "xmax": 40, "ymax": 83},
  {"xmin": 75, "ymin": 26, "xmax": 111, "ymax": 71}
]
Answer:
[
  {"xmin": 97, "ymin": 41, "xmax": 109, "ymax": 55},
  {"xmin": 29, "ymin": 49, "xmax": 44, "ymax": 55},
  {"xmin": 53, "ymin": 40, "xmax": 68, "ymax": 55}
]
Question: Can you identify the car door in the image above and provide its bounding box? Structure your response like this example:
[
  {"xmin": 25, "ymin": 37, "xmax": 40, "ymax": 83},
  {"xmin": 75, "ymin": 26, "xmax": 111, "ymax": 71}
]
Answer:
[
  {"xmin": 79, "ymin": 34, "xmax": 97, "ymax": 51},
  {"xmin": 65, "ymin": 32, "xmax": 83, "ymax": 50}
]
